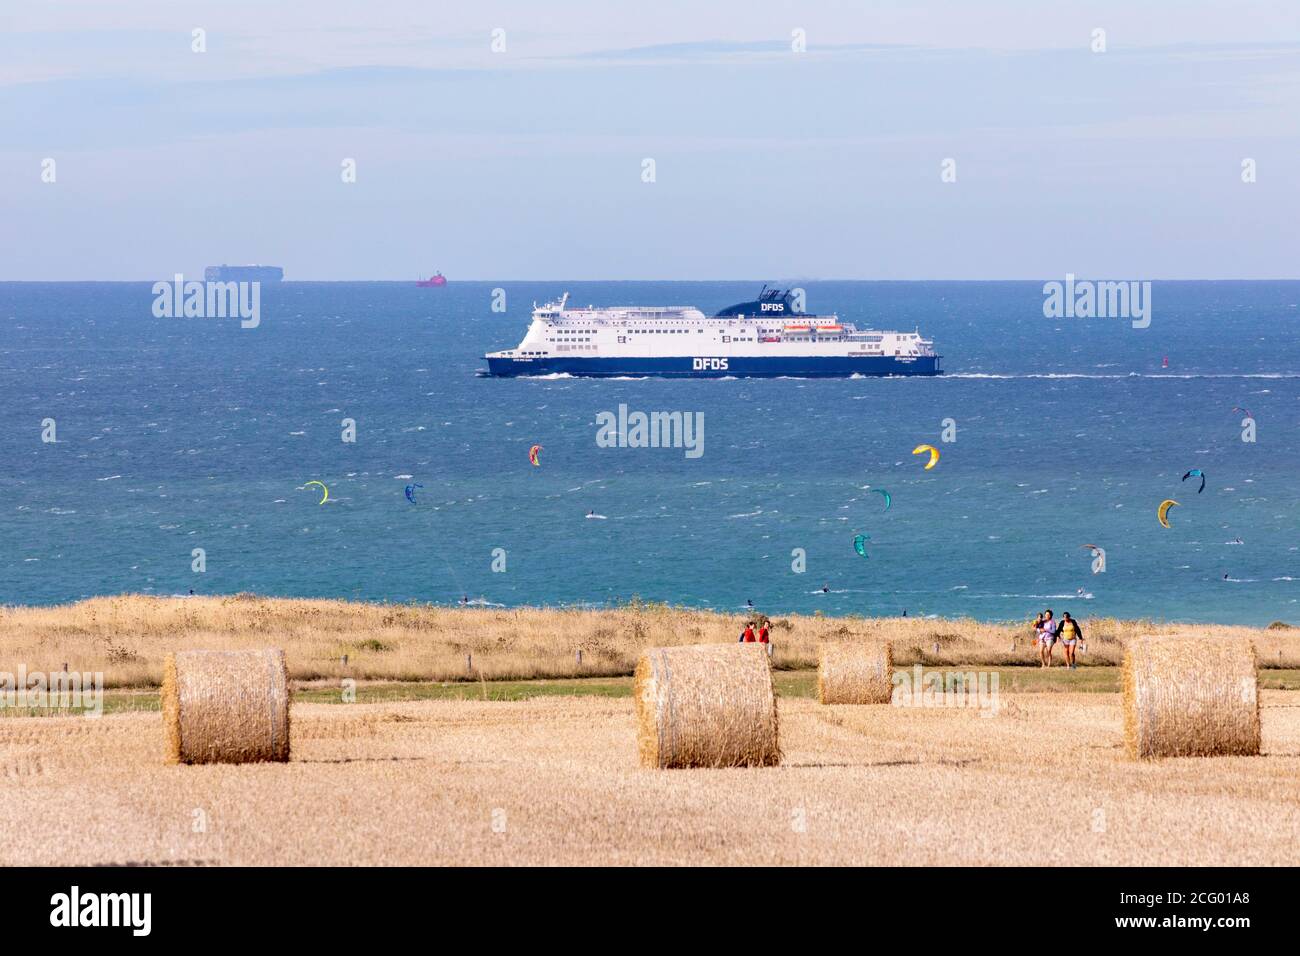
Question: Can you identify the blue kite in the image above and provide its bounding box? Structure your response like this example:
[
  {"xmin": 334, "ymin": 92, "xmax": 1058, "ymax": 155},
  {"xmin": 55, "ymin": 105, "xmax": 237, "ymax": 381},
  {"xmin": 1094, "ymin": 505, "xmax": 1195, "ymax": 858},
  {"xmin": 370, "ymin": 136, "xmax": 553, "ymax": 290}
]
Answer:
[{"xmin": 1181, "ymin": 469, "xmax": 1206, "ymax": 494}]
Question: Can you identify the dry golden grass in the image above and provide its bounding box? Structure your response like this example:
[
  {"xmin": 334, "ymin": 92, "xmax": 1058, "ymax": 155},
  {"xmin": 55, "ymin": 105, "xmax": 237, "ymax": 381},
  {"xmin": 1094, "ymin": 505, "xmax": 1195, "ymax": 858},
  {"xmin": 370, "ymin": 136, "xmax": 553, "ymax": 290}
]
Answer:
[
  {"xmin": 1123, "ymin": 634, "xmax": 1260, "ymax": 760},
  {"xmin": 2, "ymin": 594, "xmax": 1296, "ymax": 688},
  {"xmin": 817, "ymin": 641, "xmax": 893, "ymax": 704},
  {"xmin": 3, "ymin": 689, "xmax": 1300, "ymax": 865},
  {"xmin": 635, "ymin": 644, "xmax": 779, "ymax": 768}
]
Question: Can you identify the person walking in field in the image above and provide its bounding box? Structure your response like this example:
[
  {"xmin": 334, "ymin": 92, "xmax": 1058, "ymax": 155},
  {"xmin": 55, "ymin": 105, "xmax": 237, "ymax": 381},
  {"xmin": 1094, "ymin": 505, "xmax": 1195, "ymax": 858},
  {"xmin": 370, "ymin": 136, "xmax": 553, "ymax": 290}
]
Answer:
[
  {"xmin": 739, "ymin": 621, "xmax": 756, "ymax": 643},
  {"xmin": 757, "ymin": 619, "xmax": 770, "ymax": 644},
  {"xmin": 1030, "ymin": 612, "xmax": 1044, "ymax": 650},
  {"xmin": 1057, "ymin": 612, "xmax": 1083, "ymax": 669},
  {"xmin": 1036, "ymin": 609, "xmax": 1059, "ymax": 667}
]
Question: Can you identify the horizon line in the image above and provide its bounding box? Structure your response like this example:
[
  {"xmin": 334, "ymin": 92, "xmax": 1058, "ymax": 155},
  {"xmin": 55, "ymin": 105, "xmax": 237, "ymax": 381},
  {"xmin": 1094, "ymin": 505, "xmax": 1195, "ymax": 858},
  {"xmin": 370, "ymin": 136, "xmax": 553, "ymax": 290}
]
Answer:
[{"xmin": 4, "ymin": 276, "xmax": 1300, "ymax": 284}]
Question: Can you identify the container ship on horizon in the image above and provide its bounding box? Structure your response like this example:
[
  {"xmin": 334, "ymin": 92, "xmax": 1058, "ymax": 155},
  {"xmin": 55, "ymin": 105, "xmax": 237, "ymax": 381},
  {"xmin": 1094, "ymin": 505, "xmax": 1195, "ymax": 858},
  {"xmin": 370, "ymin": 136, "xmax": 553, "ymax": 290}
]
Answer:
[
  {"xmin": 484, "ymin": 286, "xmax": 942, "ymax": 378},
  {"xmin": 204, "ymin": 264, "xmax": 283, "ymax": 283}
]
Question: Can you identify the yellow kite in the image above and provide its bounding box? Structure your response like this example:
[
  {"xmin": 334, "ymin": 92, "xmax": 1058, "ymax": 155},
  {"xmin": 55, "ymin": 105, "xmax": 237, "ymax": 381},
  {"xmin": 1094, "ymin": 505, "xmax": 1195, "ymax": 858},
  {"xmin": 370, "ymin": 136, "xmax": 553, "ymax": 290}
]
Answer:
[{"xmin": 912, "ymin": 444, "xmax": 940, "ymax": 470}]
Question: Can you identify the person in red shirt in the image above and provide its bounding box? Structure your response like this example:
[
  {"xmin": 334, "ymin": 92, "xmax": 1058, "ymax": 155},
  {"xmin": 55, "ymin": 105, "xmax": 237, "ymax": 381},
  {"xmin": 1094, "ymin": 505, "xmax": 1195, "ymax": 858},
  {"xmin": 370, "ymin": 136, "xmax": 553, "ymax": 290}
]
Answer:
[
  {"xmin": 757, "ymin": 620, "xmax": 770, "ymax": 644},
  {"xmin": 740, "ymin": 621, "xmax": 756, "ymax": 642}
]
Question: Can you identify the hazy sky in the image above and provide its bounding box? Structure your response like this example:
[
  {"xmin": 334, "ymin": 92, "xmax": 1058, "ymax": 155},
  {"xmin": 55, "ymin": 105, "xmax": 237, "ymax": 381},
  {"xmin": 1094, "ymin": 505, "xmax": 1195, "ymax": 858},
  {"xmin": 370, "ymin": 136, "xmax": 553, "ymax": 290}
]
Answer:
[{"xmin": 3, "ymin": 1, "xmax": 1298, "ymax": 280}]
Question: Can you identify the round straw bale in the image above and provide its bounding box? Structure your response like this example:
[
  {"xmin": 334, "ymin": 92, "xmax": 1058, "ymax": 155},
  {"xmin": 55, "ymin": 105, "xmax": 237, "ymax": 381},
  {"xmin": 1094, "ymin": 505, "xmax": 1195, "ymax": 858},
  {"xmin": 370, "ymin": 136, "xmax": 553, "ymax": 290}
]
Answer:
[
  {"xmin": 1122, "ymin": 634, "xmax": 1259, "ymax": 759},
  {"xmin": 818, "ymin": 641, "xmax": 893, "ymax": 704},
  {"xmin": 634, "ymin": 644, "xmax": 779, "ymax": 769},
  {"xmin": 163, "ymin": 649, "xmax": 290, "ymax": 764}
]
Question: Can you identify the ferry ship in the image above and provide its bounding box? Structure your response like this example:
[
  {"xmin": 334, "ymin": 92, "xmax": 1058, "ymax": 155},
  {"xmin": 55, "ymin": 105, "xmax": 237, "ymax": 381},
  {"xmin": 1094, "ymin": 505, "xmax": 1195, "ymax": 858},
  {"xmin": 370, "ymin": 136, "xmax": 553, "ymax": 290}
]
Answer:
[{"xmin": 484, "ymin": 287, "xmax": 942, "ymax": 378}]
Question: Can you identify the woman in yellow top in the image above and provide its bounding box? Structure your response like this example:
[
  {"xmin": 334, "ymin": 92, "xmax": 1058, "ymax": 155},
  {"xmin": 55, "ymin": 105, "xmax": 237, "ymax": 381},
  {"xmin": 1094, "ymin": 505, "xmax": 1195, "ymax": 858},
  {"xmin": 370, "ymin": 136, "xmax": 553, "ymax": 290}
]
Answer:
[{"xmin": 1057, "ymin": 612, "xmax": 1084, "ymax": 669}]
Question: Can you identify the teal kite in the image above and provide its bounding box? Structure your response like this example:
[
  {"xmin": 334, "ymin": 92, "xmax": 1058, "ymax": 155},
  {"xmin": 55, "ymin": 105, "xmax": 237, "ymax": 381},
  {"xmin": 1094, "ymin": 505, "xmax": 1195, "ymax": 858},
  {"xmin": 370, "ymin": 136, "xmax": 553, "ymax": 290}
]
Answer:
[{"xmin": 1181, "ymin": 469, "xmax": 1206, "ymax": 494}]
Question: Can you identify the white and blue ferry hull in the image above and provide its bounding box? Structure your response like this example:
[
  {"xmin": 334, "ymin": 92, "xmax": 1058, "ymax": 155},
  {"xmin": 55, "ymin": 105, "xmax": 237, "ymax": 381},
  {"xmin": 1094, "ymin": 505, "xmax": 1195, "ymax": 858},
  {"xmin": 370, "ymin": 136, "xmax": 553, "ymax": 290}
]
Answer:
[{"xmin": 485, "ymin": 354, "xmax": 942, "ymax": 378}]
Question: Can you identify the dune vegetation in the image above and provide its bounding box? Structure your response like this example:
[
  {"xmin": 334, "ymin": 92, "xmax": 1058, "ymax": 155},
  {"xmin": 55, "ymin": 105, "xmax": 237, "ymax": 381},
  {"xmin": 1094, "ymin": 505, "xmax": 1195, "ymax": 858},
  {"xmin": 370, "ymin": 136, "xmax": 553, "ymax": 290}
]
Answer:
[{"xmin": 1, "ymin": 594, "xmax": 1294, "ymax": 688}]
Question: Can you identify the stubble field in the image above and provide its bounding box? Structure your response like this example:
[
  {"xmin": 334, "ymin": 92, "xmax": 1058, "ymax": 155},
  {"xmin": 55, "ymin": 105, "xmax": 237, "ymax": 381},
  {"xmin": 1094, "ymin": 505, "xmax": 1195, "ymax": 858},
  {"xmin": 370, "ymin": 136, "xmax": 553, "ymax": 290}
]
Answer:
[
  {"xmin": 3, "ymin": 689, "xmax": 1299, "ymax": 865},
  {"xmin": 3, "ymin": 596, "xmax": 1297, "ymax": 865}
]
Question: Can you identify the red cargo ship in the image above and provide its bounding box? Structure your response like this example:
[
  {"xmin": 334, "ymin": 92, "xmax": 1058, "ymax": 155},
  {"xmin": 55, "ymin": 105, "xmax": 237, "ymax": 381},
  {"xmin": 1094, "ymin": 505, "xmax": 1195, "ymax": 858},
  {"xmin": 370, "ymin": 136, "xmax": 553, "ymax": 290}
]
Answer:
[{"xmin": 416, "ymin": 272, "xmax": 447, "ymax": 287}]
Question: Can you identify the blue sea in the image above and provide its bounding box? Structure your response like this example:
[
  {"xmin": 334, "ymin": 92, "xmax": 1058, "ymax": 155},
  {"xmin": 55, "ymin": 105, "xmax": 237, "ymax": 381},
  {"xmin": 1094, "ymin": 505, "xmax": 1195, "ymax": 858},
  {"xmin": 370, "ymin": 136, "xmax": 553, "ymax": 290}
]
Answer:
[{"xmin": 1, "ymin": 281, "xmax": 1296, "ymax": 624}]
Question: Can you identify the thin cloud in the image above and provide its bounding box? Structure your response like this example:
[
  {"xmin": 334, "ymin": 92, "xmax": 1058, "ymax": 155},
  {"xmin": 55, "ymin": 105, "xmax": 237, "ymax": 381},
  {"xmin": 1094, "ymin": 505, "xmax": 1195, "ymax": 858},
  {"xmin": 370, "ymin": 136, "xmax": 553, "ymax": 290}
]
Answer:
[{"xmin": 553, "ymin": 38, "xmax": 913, "ymax": 62}]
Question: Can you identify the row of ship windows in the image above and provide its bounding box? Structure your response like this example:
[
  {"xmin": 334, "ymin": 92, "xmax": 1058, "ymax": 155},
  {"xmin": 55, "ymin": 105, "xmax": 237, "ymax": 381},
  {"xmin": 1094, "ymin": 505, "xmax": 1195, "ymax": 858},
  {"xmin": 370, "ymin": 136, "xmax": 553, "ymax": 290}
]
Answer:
[
  {"xmin": 616, "ymin": 335, "xmax": 763, "ymax": 343},
  {"xmin": 553, "ymin": 328, "xmax": 895, "ymax": 340},
  {"xmin": 553, "ymin": 329, "xmax": 715, "ymax": 341},
  {"xmin": 545, "ymin": 334, "xmax": 897, "ymax": 347},
  {"xmin": 556, "ymin": 336, "xmax": 893, "ymax": 343},
  {"xmin": 558, "ymin": 328, "xmax": 779, "ymax": 334}
]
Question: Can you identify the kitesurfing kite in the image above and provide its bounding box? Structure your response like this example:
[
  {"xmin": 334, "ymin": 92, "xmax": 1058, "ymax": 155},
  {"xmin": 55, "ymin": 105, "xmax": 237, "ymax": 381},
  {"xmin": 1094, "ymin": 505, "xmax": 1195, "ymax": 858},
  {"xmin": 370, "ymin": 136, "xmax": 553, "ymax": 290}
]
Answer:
[
  {"xmin": 912, "ymin": 444, "xmax": 940, "ymax": 470},
  {"xmin": 1232, "ymin": 406, "xmax": 1254, "ymax": 420},
  {"xmin": 1182, "ymin": 469, "xmax": 1206, "ymax": 494},
  {"xmin": 302, "ymin": 480, "xmax": 329, "ymax": 506},
  {"xmin": 871, "ymin": 488, "xmax": 892, "ymax": 511},
  {"xmin": 404, "ymin": 482, "xmax": 423, "ymax": 504},
  {"xmin": 1080, "ymin": 543, "xmax": 1106, "ymax": 574},
  {"xmin": 528, "ymin": 444, "xmax": 543, "ymax": 467},
  {"xmin": 852, "ymin": 533, "xmax": 870, "ymax": 558},
  {"xmin": 1157, "ymin": 499, "xmax": 1179, "ymax": 529}
]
